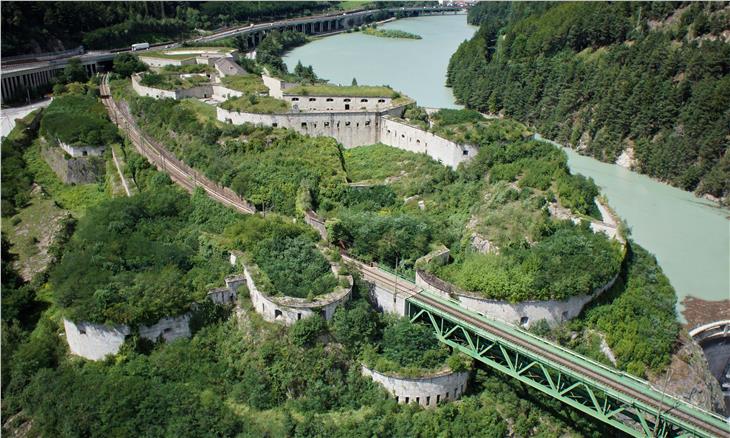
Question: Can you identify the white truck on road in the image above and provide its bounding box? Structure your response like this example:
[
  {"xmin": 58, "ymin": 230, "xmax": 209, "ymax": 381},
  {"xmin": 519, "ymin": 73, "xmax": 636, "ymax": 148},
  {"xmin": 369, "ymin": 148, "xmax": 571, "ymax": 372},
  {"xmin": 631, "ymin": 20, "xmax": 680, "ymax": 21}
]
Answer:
[{"xmin": 131, "ymin": 42, "xmax": 150, "ymax": 51}]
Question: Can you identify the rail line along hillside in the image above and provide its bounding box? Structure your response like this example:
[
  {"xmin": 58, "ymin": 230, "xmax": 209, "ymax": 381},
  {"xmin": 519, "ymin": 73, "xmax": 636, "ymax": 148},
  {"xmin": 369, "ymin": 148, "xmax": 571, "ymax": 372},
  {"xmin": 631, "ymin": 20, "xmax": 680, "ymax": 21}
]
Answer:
[
  {"xmin": 101, "ymin": 74, "xmax": 729, "ymax": 438},
  {"xmin": 100, "ymin": 75, "xmax": 255, "ymax": 214}
]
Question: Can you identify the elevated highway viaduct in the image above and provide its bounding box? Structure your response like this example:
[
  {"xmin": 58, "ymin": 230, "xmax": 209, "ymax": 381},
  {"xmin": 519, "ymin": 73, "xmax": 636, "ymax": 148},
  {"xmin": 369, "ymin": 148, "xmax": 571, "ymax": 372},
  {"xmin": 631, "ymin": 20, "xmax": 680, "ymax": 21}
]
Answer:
[{"xmin": 0, "ymin": 6, "xmax": 462, "ymax": 103}]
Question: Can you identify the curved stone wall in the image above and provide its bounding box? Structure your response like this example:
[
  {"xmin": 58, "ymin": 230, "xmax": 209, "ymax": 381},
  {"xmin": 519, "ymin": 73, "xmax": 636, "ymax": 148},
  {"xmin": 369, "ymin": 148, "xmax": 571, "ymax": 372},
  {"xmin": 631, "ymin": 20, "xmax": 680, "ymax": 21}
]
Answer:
[
  {"xmin": 63, "ymin": 313, "xmax": 193, "ymax": 361},
  {"xmin": 379, "ymin": 117, "xmax": 477, "ymax": 169},
  {"xmin": 361, "ymin": 365, "xmax": 469, "ymax": 408},
  {"xmin": 415, "ymin": 269, "xmax": 620, "ymax": 328},
  {"xmin": 243, "ymin": 262, "xmax": 352, "ymax": 326},
  {"xmin": 63, "ymin": 319, "xmax": 130, "ymax": 361}
]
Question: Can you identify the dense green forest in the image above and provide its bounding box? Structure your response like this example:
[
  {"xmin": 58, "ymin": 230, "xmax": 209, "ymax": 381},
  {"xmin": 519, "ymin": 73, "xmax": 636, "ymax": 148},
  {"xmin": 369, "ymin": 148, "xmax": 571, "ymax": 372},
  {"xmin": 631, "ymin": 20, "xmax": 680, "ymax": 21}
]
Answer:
[
  {"xmin": 1, "ymin": 1, "xmax": 331, "ymax": 55},
  {"xmin": 447, "ymin": 2, "xmax": 730, "ymax": 202}
]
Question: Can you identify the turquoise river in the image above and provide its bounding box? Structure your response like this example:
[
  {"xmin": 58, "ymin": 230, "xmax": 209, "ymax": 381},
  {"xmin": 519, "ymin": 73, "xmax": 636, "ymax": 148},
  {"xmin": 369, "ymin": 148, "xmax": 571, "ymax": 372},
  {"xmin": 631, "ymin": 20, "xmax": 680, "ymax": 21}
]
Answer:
[{"xmin": 284, "ymin": 14, "xmax": 730, "ymax": 321}]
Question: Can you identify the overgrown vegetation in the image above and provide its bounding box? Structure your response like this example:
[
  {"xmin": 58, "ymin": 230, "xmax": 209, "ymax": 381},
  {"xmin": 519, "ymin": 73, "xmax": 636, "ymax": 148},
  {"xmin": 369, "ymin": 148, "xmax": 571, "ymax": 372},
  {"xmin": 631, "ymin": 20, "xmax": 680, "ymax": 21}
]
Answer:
[
  {"xmin": 532, "ymin": 244, "xmax": 680, "ymax": 378},
  {"xmin": 51, "ymin": 186, "xmax": 237, "ymax": 326},
  {"xmin": 126, "ymin": 94, "xmax": 347, "ymax": 215},
  {"xmin": 285, "ymin": 83, "xmax": 398, "ymax": 97},
  {"xmin": 1, "ymin": 111, "xmax": 42, "ymax": 216},
  {"xmin": 220, "ymin": 95, "xmax": 291, "ymax": 114},
  {"xmin": 138, "ymin": 72, "xmax": 209, "ymax": 91},
  {"xmin": 448, "ymin": 2, "xmax": 730, "ymax": 202},
  {"xmin": 224, "ymin": 215, "xmax": 336, "ymax": 299},
  {"xmin": 40, "ymin": 92, "xmax": 118, "ymax": 148},
  {"xmin": 362, "ymin": 316, "xmax": 469, "ymax": 377},
  {"xmin": 362, "ymin": 25, "xmax": 422, "ymax": 40},
  {"xmin": 437, "ymin": 224, "xmax": 623, "ymax": 301}
]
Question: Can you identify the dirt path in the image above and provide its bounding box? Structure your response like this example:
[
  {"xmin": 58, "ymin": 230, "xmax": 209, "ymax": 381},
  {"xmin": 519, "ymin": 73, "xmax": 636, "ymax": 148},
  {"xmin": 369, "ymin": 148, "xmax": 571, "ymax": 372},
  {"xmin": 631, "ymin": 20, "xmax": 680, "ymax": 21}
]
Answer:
[{"xmin": 111, "ymin": 147, "xmax": 131, "ymax": 197}]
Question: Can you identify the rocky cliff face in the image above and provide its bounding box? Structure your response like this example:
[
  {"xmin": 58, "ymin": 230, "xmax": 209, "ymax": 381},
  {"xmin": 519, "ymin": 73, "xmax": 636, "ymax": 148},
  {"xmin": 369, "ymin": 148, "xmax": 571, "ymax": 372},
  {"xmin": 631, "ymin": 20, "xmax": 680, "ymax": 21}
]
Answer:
[{"xmin": 651, "ymin": 332, "xmax": 726, "ymax": 415}]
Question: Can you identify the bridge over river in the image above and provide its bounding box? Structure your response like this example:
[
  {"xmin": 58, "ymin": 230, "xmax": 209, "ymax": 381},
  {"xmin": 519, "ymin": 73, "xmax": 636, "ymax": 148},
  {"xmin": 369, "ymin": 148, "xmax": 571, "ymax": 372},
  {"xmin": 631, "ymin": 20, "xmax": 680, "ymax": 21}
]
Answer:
[
  {"xmin": 1, "ymin": 5, "xmax": 462, "ymax": 103},
  {"xmin": 99, "ymin": 75, "xmax": 729, "ymax": 437}
]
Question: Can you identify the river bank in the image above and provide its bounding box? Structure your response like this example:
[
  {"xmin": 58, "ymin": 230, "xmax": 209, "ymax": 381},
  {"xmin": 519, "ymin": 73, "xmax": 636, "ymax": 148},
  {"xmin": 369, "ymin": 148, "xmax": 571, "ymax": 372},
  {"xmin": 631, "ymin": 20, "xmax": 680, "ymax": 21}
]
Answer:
[{"xmin": 283, "ymin": 14, "xmax": 729, "ymax": 322}]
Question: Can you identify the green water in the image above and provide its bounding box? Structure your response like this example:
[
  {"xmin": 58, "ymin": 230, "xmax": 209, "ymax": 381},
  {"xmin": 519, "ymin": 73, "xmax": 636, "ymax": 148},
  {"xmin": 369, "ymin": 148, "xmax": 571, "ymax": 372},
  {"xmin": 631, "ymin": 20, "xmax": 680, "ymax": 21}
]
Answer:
[
  {"xmin": 284, "ymin": 14, "xmax": 476, "ymax": 109},
  {"xmin": 284, "ymin": 15, "xmax": 730, "ymax": 318}
]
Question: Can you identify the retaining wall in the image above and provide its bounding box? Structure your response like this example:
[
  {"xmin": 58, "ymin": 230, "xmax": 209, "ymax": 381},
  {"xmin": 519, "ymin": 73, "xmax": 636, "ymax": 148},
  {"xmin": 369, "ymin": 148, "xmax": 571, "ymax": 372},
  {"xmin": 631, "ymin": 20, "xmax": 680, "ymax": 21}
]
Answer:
[
  {"xmin": 415, "ymin": 269, "xmax": 620, "ymax": 328},
  {"xmin": 368, "ymin": 282, "xmax": 408, "ymax": 316},
  {"xmin": 59, "ymin": 141, "xmax": 105, "ymax": 158},
  {"xmin": 138, "ymin": 314, "xmax": 191, "ymax": 342},
  {"xmin": 243, "ymin": 263, "xmax": 352, "ymax": 325},
  {"xmin": 218, "ymin": 106, "xmax": 386, "ymax": 147},
  {"xmin": 131, "ymin": 75, "xmax": 243, "ymax": 101},
  {"xmin": 361, "ymin": 365, "xmax": 469, "ymax": 408},
  {"xmin": 42, "ymin": 143, "xmax": 105, "ymax": 184},
  {"xmin": 63, "ymin": 319, "xmax": 130, "ymax": 361},
  {"xmin": 304, "ymin": 210, "xmax": 327, "ymax": 240},
  {"xmin": 379, "ymin": 117, "xmax": 477, "ymax": 169}
]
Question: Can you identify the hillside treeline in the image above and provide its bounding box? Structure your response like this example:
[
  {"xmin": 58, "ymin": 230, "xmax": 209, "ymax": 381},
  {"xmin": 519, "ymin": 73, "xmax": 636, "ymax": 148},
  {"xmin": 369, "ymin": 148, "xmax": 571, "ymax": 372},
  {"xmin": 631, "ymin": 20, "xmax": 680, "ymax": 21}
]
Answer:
[
  {"xmin": 447, "ymin": 2, "xmax": 729, "ymax": 202},
  {"xmin": 1, "ymin": 1, "xmax": 330, "ymax": 55}
]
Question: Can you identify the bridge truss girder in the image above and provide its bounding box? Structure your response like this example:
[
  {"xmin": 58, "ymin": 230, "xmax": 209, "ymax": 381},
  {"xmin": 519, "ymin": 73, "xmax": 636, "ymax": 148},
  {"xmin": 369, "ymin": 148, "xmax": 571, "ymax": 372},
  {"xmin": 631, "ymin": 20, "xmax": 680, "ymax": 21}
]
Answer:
[{"xmin": 406, "ymin": 297, "xmax": 715, "ymax": 438}]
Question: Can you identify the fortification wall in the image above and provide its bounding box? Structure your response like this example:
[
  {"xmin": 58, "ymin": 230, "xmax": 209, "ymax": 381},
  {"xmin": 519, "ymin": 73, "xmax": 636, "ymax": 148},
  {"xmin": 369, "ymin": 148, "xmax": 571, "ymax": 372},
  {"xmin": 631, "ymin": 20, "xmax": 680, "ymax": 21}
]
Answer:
[
  {"xmin": 379, "ymin": 117, "xmax": 477, "ymax": 169},
  {"xmin": 261, "ymin": 74, "xmax": 297, "ymax": 99},
  {"xmin": 138, "ymin": 56, "xmax": 191, "ymax": 68},
  {"xmin": 286, "ymin": 95, "xmax": 393, "ymax": 112},
  {"xmin": 132, "ymin": 75, "xmax": 178, "ymax": 99},
  {"xmin": 367, "ymin": 282, "xmax": 408, "ymax": 316},
  {"xmin": 132, "ymin": 75, "xmax": 244, "ymax": 102},
  {"xmin": 304, "ymin": 210, "xmax": 327, "ymax": 240},
  {"xmin": 42, "ymin": 143, "xmax": 105, "ymax": 184},
  {"xmin": 415, "ymin": 269, "xmax": 620, "ymax": 328},
  {"xmin": 138, "ymin": 314, "xmax": 191, "ymax": 342},
  {"xmin": 217, "ymin": 106, "xmax": 380, "ymax": 147},
  {"xmin": 59, "ymin": 141, "xmax": 105, "ymax": 158},
  {"xmin": 63, "ymin": 319, "xmax": 130, "ymax": 361},
  {"xmin": 211, "ymin": 85, "xmax": 244, "ymax": 101},
  {"xmin": 243, "ymin": 263, "xmax": 352, "ymax": 325},
  {"xmin": 64, "ymin": 312, "xmax": 193, "ymax": 361},
  {"xmin": 361, "ymin": 365, "xmax": 469, "ymax": 408}
]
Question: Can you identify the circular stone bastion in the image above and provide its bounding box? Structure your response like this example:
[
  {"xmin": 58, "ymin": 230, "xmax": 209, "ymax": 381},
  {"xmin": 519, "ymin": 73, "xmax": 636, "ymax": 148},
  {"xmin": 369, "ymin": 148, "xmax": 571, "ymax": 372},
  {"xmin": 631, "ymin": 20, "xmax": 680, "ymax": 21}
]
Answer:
[
  {"xmin": 361, "ymin": 365, "xmax": 469, "ymax": 408},
  {"xmin": 242, "ymin": 261, "xmax": 353, "ymax": 326}
]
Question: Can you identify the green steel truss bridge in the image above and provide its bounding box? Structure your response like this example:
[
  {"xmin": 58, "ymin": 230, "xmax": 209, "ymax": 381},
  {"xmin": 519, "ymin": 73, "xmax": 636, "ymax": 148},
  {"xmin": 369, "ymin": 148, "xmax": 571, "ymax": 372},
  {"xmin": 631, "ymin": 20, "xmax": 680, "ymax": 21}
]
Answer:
[
  {"xmin": 350, "ymin": 258, "xmax": 730, "ymax": 438},
  {"xmin": 101, "ymin": 80, "xmax": 728, "ymax": 437}
]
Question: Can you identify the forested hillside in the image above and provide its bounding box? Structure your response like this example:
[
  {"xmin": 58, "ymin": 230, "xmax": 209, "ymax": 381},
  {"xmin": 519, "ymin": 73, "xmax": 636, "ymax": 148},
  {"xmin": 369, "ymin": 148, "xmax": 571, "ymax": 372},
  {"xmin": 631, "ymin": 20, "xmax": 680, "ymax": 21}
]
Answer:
[
  {"xmin": 1, "ymin": 1, "xmax": 330, "ymax": 55},
  {"xmin": 447, "ymin": 2, "xmax": 729, "ymax": 202}
]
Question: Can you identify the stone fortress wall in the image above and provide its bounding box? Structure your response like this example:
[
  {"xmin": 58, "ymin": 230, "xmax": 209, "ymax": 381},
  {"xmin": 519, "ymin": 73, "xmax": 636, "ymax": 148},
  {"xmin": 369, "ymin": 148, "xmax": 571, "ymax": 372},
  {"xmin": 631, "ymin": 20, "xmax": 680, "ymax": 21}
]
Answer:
[
  {"xmin": 379, "ymin": 117, "xmax": 477, "ymax": 169},
  {"xmin": 131, "ymin": 74, "xmax": 244, "ymax": 101},
  {"xmin": 415, "ymin": 268, "xmax": 620, "ymax": 328},
  {"xmin": 413, "ymin": 201, "xmax": 626, "ymax": 328},
  {"xmin": 63, "ymin": 320, "xmax": 130, "ymax": 361},
  {"xmin": 63, "ymin": 254, "xmax": 247, "ymax": 361},
  {"xmin": 59, "ymin": 140, "xmax": 105, "ymax": 158},
  {"xmin": 285, "ymin": 93, "xmax": 393, "ymax": 112},
  {"xmin": 242, "ymin": 261, "xmax": 353, "ymax": 326},
  {"xmin": 130, "ymin": 69, "xmax": 476, "ymax": 166},
  {"xmin": 217, "ymin": 106, "xmax": 390, "ymax": 148},
  {"xmin": 138, "ymin": 48, "xmax": 238, "ymax": 69},
  {"xmin": 361, "ymin": 365, "xmax": 469, "ymax": 408}
]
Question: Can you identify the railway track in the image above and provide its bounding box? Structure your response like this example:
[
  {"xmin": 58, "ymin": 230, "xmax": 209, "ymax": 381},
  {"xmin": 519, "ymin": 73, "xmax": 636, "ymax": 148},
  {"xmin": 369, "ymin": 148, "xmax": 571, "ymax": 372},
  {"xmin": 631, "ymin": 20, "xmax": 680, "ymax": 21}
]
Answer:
[
  {"xmin": 100, "ymin": 76, "xmax": 728, "ymax": 437},
  {"xmin": 350, "ymin": 257, "xmax": 729, "ymax": 437},
  {"xmin": 100, "ymin": 76, "xmax": 255, "ymax": 215}
]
